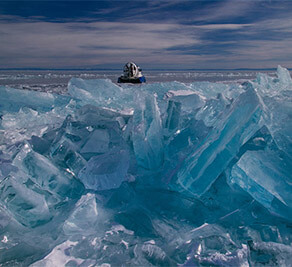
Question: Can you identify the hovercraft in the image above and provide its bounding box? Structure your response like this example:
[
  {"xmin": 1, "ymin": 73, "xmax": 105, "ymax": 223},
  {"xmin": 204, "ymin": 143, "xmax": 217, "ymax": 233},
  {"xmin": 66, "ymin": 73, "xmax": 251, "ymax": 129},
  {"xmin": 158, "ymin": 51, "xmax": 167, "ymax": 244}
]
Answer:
[{"xmin": 118, "ymin": 62, "xmax": 146, "ymax": 83}]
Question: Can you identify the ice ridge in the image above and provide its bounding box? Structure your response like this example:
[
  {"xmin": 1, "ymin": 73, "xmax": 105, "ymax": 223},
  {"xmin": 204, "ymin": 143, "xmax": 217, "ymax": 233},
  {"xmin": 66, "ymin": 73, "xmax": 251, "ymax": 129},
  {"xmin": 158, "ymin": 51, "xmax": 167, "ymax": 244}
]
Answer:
[{"xmin": 0, "ymin": 67, "xmax": 291, "ymax": 266}]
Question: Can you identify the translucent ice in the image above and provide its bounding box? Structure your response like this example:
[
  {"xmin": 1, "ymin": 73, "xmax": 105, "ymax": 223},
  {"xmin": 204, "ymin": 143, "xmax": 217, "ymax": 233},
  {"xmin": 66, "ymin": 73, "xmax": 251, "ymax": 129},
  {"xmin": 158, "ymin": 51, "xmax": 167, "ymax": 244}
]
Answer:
[
  {"xmin": 30, "ymin": 240, "xmax": 84, "ymax": 267},
  {"xmin": 228, "ymin": 149, "xmax": 292, "ymax": 220},
  {"xmin": 252, "ymin": 66, "xmax": 292, "ymax": 155},
  {"xmin": 140, "ymin": 81, "xmax": 191, "ymax": 104},
  {"xmin": 176, "ymin": 87, "xmax": 263, "ymax": 197},
  {"xmin": 78, "ymin": 149, "xmax": 129, "ymax": 191},
  {"xmin": 195, "ymin": 93, "xmax": 231, "ymax": 127},
  {"xmin": 276, "ymin": 65, "xmax": 292, "ymax": 85},
  {"xmin": 190, "ymin": 81, "xmax": 244, "ymax": 99},
  {"xmin": 0, "ymin": 101, "xmax": 75, "ymax": 147},
  {"xmin": 63, "ymin": 193, "xmax": 106, "ymax": 236},
  {"xmin": 165, "ymin": 90, "xmax": 204, "ymax": 111},
  {"xmin": 50, "ymin": 135, "xmax": 85, "ymax": 170},
  {"xmin": 75, "ymin": 104, "xmax": 132, "ymax": 129},
  {"xmin": 0, "ymin": 85, "xmax": 69, "ymax": 114},
  {"xmin": 13, "ymin": 143, "xmax": 74, "ymax": 199},
  {"xmin": 132, "ymin": 93, "xmax": 164, "ymax": 169},
  {"xmin": 0, "ymin": 174, "xmax": 51, "ymax": 227},
  {"xmin": 80, "ymin": 129, "xmax": 110, "ymax": 154},
  {"xmin": 68, "ymin": 78, "xmax": 128, "ymax": 110},
  {"xmin": 0, "ymin": 67, "xmax": 291, "ymax": 266}
]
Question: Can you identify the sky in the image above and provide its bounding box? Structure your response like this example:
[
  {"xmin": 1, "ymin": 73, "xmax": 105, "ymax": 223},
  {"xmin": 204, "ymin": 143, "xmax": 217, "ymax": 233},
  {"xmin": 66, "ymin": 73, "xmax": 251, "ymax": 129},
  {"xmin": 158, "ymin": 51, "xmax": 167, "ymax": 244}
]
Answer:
[{"xmin": 0, "ymin": 0, "xmax": 292, "ymax": 70}]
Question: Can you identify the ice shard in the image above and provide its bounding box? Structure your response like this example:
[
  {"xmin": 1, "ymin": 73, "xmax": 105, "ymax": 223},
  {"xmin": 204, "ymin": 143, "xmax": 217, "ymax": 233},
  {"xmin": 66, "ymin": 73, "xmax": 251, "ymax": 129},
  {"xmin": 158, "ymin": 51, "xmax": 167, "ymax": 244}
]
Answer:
[
  {"xmin": 0, "ymin": 174, "xmax": 51, "ymax": 227},
  {"xmin": 176, "ymin": 87, "xmax": 263, "ymax": 197},
  {"xmin": 276, "ymin": 65, "xmax": 292, "ymax": 85},
  {"xmin": 63, "ymin": 193, "xmax": 106, "ymax": 235},
  {"xmin": 252, "ymin": 65, "xmax": 292, "ymax": 156},
  {"xmin": 0, "ymin": 85, "xmax": 69, "ymax": 114},
  {"xmin": 13, "ymin": 143, "xmax": 76, "ymax": 199},
  {"xmin": 163, "ymin": 90, "xmax": 205, "ymax": 134},
  {"xmin": 68, "ymin": 78, "xmax": 128, "ymax": 110},
  {"xmin": 0, "ymin": 67, "xmax": 291, "ymax": 266},
  {"xmin": 132, "ymin": 93, "xmax": 164, "ymax": 169},
  {"xmin": 78, "ymin": 149, "xmax": 129, "ymax": 191},
  {"xmin": 228, "ymin": 149, "xmax": 292, "ymax": 221},
  {"xmin": 80, "ymin": 129, "xmax": 110, "ymax": 154},
  {"xmin": 195, "ymin": 93, "xmax": 231, "ymax": 127},
  {"xmin": 164, "ymin": 99, "xmax": 182, "ymax": 131}
]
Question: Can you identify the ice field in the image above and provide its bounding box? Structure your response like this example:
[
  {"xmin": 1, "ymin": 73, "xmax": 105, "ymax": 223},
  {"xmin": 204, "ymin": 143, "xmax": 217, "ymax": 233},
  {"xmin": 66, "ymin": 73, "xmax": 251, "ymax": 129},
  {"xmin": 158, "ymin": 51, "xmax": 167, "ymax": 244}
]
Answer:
[{"xmin": 0, "ymin": 67, "xmax": 291, "ymax": 266}]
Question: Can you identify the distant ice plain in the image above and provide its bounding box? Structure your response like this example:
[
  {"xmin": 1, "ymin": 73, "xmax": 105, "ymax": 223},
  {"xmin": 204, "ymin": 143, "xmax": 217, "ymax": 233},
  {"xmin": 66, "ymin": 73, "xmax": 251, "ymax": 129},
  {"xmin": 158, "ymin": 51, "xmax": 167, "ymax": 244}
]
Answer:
[{"xmin": 0, "ymin": 69, "xmax": 280, "ymax": 94}]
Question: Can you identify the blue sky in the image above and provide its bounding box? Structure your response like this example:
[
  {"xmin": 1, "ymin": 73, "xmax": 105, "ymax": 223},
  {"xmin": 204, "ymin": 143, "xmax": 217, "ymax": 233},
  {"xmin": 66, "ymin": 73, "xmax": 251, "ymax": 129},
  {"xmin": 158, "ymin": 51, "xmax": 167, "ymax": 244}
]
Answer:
[{"xmin": 0, "ymin": 0, "xmax": 292, "ymax": 69}]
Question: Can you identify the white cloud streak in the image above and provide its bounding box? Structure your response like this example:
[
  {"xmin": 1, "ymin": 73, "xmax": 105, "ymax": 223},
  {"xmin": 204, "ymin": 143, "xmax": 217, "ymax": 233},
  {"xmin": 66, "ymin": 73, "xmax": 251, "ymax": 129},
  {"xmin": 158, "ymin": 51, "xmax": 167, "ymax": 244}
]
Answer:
[
  {"xmin": 191, "ymin": 23, "xmax": 252, "ymax": 30},
  {"xmin": 0, "ymin": 12, "xmax": 292, "ymax": 69},
  {"xmin": 0, "ymin": 18, "xmax": 202, "ymax": 68}
]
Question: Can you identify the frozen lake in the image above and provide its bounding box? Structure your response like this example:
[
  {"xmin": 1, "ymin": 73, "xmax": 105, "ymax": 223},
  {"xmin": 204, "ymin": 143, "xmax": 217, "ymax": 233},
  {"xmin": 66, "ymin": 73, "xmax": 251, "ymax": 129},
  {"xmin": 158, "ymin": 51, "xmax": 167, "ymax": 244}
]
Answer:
[{"xmin": 0, "ymin": 69, "xmax": 279, "ymax": 94}]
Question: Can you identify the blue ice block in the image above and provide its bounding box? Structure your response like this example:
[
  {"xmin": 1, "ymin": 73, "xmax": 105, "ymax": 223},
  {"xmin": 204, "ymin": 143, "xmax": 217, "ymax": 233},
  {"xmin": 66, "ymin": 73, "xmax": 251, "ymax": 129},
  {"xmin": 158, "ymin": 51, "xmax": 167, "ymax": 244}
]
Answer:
[
  {"xmin": 132, "ymin": 93, "xmax": 164, "ymax": 169},
  {"xmin": 176, "ymin": 87, "xmax": 263, "ymax": 197},
  {"xmin": 78, "ymin": 149, "xmax": 129, "ymax": 191}
]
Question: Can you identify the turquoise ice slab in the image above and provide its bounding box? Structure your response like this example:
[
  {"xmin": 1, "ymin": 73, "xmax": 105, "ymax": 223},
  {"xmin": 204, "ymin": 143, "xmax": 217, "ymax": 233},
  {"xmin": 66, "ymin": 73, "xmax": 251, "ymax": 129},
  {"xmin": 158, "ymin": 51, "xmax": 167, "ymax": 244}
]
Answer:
[
  {"xmin": 176, "ymin": 87, "xmax": 263, "ymax": 197},
  {"xmin": 132, "ymin": 93, "xmax": 164, "ymax": 169},
  {"xmin": 253, "ymin": 65, "xmax": 292, "ymax": 156},
  {"xmin": 63, "ymin": 193, "xmax": 107, "ymax": 236},
  {"xmin": 0, "ymin": 67, "xmax": 291, "ymax": 266},
  {"xmin": 78, "ymin": 149, "xmax": 129, "ymax": 191},
  {"xmin": 0, "ymin": 85, "xmax": 69, "ymax": 114},
  {"xmin": 68, "ymin": 78, "xmax": 131, "ymax": 111},
  {"xmin": 0, "ymin": 174, "xmax": 52, "ymax": 227},
  {"xmin": 228, "ymin": 149, "xmax": 292, "ymax": 221},
  {"xmin": 13, "ymin": 143, "xmax": 76, "ymax": 199}
]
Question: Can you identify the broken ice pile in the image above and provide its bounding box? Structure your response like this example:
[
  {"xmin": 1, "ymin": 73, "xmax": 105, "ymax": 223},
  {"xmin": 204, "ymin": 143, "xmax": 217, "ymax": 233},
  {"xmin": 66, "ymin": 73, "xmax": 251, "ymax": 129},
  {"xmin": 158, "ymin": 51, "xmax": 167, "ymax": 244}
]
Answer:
[{"xmin": 0, "ymin": 67, "xmax": 292, "ymax": 266}]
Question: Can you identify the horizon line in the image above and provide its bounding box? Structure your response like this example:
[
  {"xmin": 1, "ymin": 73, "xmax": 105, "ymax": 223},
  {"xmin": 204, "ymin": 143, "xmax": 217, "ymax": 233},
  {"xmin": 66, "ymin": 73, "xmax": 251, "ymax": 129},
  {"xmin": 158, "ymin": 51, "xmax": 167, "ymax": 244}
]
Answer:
[{"xmin": 0, "ymin": 67, "xmax": 287, "ymax": 71}]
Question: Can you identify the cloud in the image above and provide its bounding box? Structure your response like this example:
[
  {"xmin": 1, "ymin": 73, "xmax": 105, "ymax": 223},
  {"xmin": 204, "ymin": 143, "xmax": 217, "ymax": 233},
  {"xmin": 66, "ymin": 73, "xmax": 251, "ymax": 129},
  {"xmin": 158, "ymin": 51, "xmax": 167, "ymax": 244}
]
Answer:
[
  {"xmin": 0, "ymin": 17, "xmax": 202, "ymax": 68},
  {"xmin": 193, "ymin": 0, "xmax": 256, "ymax": 23},
  {"xmin": 191, "ymin": 23, "xmax": 252, "ymax": 30},
  {"xmin": 1, "ymin": 0, "xmax": 292, "ymax": 70}
]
